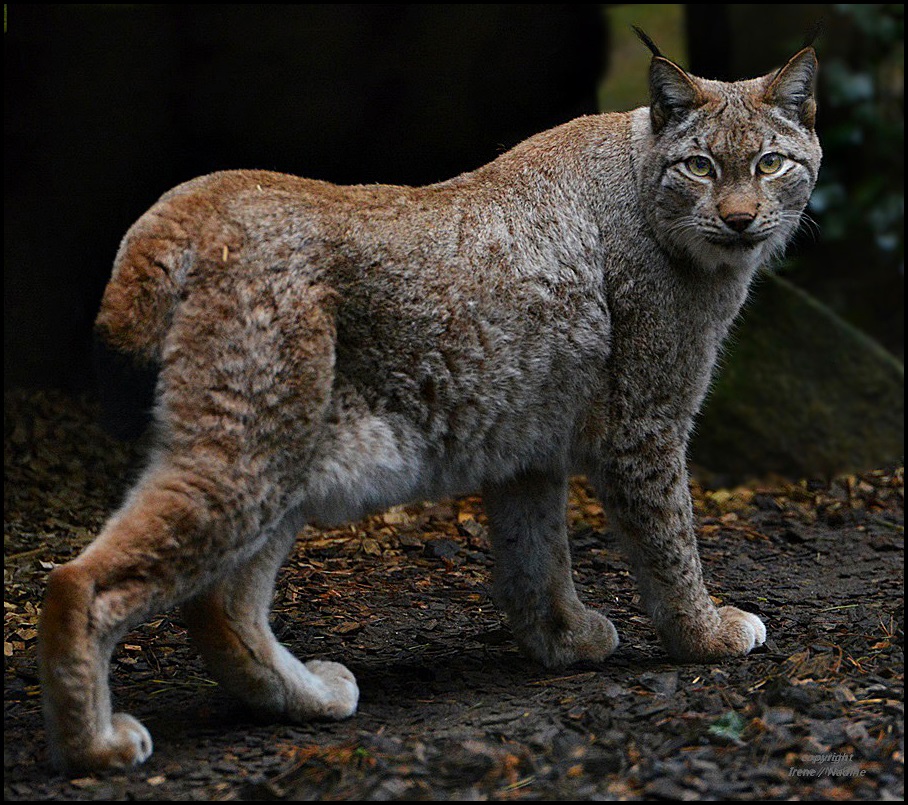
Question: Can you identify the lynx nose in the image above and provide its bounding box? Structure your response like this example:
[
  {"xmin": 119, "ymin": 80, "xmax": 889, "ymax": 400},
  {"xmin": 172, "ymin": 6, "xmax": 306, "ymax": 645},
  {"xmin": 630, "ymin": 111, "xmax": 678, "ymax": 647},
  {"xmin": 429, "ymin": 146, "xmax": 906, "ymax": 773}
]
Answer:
[{"xmin": 721, "ymin": 211, "xmax": 756, "ymax": 233}]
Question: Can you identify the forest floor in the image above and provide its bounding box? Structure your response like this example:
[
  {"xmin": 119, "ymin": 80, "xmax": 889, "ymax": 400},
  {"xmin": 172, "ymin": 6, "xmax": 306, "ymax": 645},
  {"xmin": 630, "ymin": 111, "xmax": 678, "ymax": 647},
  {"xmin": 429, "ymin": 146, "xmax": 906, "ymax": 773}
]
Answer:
[{"xmin": 4, "ymin": 388, "xmax": 904, "ymax": 801}]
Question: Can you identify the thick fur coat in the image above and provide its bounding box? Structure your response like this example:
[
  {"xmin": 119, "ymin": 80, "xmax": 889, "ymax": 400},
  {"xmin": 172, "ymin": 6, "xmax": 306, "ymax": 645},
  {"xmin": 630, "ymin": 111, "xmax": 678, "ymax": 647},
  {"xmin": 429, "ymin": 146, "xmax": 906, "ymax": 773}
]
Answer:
[{"xmin": 40, "ymin": 45, "xmax": 821, "ymax": 771}]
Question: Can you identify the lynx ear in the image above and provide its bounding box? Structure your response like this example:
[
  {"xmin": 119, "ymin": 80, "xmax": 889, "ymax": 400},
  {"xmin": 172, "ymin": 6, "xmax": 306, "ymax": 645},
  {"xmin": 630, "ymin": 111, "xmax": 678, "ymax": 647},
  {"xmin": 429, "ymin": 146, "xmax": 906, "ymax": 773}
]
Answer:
[
  {"xmin": 764, "ymin": 47, "xmax": 818, "ymax": 129},
  {"xmin": 649, "ymin": 57, "xmax": 704, "ymax": 133},
  {"xmin": 633, "ymin": 26, "xmax": 704, "ymax": 134}
]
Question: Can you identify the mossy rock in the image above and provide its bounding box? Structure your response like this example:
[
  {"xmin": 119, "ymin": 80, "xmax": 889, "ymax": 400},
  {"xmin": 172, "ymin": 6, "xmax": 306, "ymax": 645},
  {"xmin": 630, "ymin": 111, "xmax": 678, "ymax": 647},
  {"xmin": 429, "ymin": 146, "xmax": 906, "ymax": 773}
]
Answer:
[{"xmin": 691, "ymin": 274, "xmax": 904, "ymax": 482}]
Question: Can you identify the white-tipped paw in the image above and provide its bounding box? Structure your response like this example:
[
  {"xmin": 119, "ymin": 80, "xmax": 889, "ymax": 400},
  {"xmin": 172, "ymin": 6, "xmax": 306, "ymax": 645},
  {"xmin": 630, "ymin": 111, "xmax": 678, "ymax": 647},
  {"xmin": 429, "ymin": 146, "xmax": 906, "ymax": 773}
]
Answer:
[
  {"xmin": 715, "ymin": 606, "xmax": 767, "ymax": 656},
  {"xmin": 304, "ymin": 659, "xmax": 359, "ymax": 719},
  {"xmin": 662, "ymin": 605, "xmax": 767, "ymax": 662},
  {"xmin": 104, "ymin": 712, "xmax": 154, "ymax": 768},
  {"xmin": 747, "ymin": 611, "xmax": 767, "ymax": 648},
  {"xmin": 54, "ymin": 712, "xmax": 153, "ymax": 772}
]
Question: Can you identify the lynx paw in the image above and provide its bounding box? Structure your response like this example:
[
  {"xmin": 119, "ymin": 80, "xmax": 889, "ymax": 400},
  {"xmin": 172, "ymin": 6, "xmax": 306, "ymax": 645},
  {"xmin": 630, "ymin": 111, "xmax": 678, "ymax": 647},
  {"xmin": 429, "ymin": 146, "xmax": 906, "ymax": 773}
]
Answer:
[
  {"xmin": 520, "ymin": 608, "xmax": 620, "ymax": 669},
  {"xmin": 716, "ymin": 606, "xmax": 766, "ymax": 654},
  {"xmin": 666, "ymin": 605, "xmax": 766, "ymax": 662},
  {"xmin": 301, "ymin": 660, "xmax": 359, "ymax": 720},
  {"xmin": 107, "ymin": 712, "xmax": 154, "ymax": 767},
  {"xmin": 53, "ymin": 712, "xmax": 154, "ymax": 772}
]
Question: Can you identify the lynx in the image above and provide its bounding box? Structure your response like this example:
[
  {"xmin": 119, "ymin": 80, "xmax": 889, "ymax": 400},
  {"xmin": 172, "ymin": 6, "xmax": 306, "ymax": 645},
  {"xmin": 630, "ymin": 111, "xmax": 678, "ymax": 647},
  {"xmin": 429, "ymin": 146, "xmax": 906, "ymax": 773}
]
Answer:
[{"xmin": 39, "ymin": 35, "xmax": 821, "ymax": 771}]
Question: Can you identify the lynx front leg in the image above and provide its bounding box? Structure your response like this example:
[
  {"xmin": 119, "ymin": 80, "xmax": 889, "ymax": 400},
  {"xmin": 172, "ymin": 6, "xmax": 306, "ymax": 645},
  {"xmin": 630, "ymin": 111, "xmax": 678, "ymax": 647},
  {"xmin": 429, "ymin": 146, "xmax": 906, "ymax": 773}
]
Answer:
[
  {"xmin": 182, "ymin": 524, "xmax": 358, "ymax": 722},
  {"xmin": 593, "ymin": 441, "xmax": 766, "ymax": 662},
  {"xmin": 483, "ymin": 472, "xmax": 619, "ymax": 668}
]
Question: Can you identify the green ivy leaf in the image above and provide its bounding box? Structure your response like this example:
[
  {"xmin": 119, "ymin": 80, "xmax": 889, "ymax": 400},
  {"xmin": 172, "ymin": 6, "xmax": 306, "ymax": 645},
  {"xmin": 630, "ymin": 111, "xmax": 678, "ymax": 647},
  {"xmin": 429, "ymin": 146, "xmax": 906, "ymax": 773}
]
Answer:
[{"xmin": 708, "ymin": 711, "xmax": 748, "ymax": 742}]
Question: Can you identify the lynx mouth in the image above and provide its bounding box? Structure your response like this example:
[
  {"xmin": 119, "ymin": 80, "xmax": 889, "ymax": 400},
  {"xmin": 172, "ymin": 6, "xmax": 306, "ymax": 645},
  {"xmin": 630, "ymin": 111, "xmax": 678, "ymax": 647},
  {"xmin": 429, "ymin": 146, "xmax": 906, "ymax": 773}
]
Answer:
[{"xmin": 705, "ymin": 231, "xmax": 771, "ymax": 249}]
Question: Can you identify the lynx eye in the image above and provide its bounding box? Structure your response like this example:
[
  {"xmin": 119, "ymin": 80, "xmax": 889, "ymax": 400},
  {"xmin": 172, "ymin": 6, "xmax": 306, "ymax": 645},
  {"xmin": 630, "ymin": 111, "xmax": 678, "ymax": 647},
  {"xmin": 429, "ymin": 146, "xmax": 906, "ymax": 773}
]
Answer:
[
  {"xmin": 685, "ymin": 155, "xmax": 714, "ymax": 178},
  {"xmin": 757, "ymin": 152, "xmax": 785, "ymax": 175}
]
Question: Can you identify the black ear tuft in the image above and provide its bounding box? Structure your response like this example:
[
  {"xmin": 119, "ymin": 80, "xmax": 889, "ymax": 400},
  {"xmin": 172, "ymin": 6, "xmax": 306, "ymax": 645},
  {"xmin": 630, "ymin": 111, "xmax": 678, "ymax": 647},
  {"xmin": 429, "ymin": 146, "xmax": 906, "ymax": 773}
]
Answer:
[
  {"xmin": 632, "ymin": 26, "xmax": 664, "ymax": 59},
  {"xmin": 801, "ymin": 18, "xmax": 825, "ymax": 50},
  {"xmin": 634, "ymin": 25, "xmax": 704, "ymax": 134}
]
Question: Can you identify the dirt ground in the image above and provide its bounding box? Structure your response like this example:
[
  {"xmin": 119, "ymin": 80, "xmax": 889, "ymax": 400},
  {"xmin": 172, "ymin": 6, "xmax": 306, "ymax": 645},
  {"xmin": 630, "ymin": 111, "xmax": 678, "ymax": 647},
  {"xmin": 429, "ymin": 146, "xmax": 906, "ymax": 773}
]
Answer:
[{"xmin": 4, "ymin": 388, "xmax": 904, "ymax": 800}]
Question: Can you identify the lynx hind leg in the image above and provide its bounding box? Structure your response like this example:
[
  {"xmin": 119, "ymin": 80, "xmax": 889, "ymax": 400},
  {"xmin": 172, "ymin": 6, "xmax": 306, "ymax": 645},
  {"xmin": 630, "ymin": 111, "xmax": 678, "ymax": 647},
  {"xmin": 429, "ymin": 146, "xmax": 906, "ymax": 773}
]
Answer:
[
  {"xmin": 182, "ymin": 525, "xmax": 358, "ymax": 722},
  {"xmin": 40, "ymin": 474, "xmax": 357, "ymax": 772},
  {"xmin": 40, "ymin": 561, "xmax": 154, "ymax": 772},
  {"xmin": 484, "ymin": 472, "xmax": 619, "ymax": 668},
  {"xmin": 38, "ymin": 464, "xmax": 250, "ymax": 773}
]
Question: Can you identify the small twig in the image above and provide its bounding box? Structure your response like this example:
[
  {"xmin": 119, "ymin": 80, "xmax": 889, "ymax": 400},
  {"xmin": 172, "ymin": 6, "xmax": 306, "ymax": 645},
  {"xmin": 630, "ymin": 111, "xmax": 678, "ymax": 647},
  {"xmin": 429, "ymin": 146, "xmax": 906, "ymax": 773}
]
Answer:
[
  {"xmin": 4, "ymin": 547, "xmax": 47, "ymax": 564},
  {"xmin": 502, "ymin": 775, "xmax": 536, "ymax": 792},
  {"xmin": 870, "ymin": 516, "xmax": 903, "ymax": 532},
  {"xmin": 528, "ymin": 671, "xmax": 597, "ymax": 686}
]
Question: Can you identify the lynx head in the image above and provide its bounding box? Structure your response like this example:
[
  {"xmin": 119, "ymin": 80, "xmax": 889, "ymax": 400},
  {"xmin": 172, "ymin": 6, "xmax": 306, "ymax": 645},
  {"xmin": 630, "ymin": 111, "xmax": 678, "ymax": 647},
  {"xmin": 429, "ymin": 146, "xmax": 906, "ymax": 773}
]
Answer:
[{"xmin": 632, "ymin": 29, "xmax": 822, "ymax": 273}]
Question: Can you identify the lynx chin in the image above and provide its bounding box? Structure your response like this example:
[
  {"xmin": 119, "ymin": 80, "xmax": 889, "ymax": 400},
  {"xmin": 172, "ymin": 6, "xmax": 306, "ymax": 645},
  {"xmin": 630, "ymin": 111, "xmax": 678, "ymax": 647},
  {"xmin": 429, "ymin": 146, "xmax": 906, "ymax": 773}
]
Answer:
[{"xmin": 39, "ymin": 35, "xmax": 820, "ymax": 771}]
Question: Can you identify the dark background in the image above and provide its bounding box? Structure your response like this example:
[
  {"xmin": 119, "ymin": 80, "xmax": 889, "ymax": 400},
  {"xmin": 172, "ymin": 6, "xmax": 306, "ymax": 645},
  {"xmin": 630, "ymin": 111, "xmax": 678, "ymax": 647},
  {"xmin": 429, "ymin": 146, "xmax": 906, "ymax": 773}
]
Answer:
[
  {"xmin": 4, "ymin": 4, "xmax": 605, "ymax": 396},
  {"xmin": 4, "ymin": 5, "xmax": 903, "ymax": 406}
]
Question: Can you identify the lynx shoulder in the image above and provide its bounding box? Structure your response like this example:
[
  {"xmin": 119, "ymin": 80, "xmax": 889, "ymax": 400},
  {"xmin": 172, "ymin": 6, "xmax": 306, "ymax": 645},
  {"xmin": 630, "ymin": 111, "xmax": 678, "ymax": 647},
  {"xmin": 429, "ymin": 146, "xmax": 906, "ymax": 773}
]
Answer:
[{"xmin": 41, "ymin": 39, "xmax": 820, "ymax": 771}]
